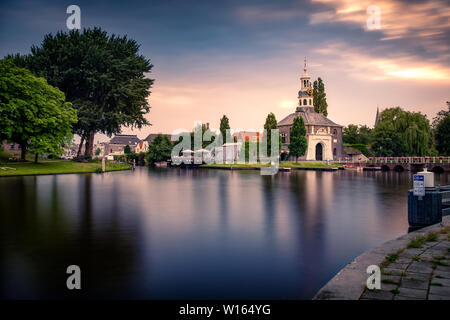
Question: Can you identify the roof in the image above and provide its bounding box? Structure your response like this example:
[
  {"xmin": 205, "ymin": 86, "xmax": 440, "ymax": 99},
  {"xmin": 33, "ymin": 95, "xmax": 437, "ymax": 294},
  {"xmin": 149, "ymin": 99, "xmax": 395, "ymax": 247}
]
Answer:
[
  {"xmin": 278, "ymin": 107, "xmax": 342, "ymax": 127},
  {"xmin": 109, "ymin": 134, "xmax": 141, "ymax": 145},
  {"xmin": 343, "ymin": 146, "xmax": 362, "ymax": 155},
  {"xmin": 144, "ymin": 133, "xmax": 171, "ymax": 143}
]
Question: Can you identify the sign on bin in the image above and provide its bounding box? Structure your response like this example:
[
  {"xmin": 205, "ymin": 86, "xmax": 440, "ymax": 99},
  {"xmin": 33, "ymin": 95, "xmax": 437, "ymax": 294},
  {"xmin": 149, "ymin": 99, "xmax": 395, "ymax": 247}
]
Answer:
[{"xmin": 413, "ymin": 175, "xmax": 425, "ymax": 197}]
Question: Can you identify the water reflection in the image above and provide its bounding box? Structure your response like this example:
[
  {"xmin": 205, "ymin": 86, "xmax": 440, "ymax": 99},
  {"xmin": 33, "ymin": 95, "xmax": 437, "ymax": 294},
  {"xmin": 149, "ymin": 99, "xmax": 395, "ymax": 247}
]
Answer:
[{"xmin": 1, "ymin": 168, "xmax": 449, "ymax": 299}]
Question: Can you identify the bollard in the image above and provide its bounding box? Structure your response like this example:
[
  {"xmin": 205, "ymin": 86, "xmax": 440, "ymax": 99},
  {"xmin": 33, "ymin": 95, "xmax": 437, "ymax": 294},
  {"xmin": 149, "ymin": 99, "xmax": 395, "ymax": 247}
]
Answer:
[{"xmin": 408, "ymin": 190, "xmax": 442, "ymax": 227}]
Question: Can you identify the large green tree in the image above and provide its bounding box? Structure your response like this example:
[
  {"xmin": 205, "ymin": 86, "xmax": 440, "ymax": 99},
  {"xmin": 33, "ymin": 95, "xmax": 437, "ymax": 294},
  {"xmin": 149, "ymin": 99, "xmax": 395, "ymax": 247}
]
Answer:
[
  {"xmin": 0, "ymin": 59, "xmax": 77, "ymax": 162},
  {"xmin": 343, "ymin": 124, "xmax": 373, "ymax": 145},
  {"xmin": 9, "ymin": 28, "xmax": 153, "ymax": 157},
  {"xmin": 376, "ymin": 107, "xmax": 430, "ymax": 156},
  {"xmin": 313, "ymin": 77, "xmax": 328, "ymax": 116},
  {"xmin": 145, "ymin": 134, "xmax": 172, "ymax": 165},
  {"xmin": 288, "ymin": 116, "xmax": 307, "ymax": 162},
  {"xmin": 434, "ymin": 115, "xmax": 450, "ymax": 155},
  {"xmin": 262, "ymin": 112, "xmax": 281, "ymax": 157}
]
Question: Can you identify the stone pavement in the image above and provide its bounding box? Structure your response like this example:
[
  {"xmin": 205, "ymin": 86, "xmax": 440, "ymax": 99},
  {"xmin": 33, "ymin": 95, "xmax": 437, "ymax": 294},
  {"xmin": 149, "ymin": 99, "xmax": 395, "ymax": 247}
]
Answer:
[
  {"xmin": 360, "ymin": 227, "xmax": 450, "ymax": 300},
  {"xmin": 314, "ymin": 215, "xmax": 450, "ymax": 300}
]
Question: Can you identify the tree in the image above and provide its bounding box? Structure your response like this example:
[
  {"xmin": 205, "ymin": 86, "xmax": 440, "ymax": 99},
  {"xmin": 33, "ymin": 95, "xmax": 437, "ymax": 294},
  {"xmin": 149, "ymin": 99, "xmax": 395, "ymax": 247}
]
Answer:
[
  {"xmin": 343, "ymin": 124, "xmax": 359, "ymax": 144},
  {"xmin": 288, "ymin": 116, "xmax": 307, "ymax": 161},
  {"xmin": 9, "ymin": 28, "xmax": 153, "ymax": 157},
  {"xmin": 219, "ymin": 115, "xmax": 231, "ymax": 144},
  {"xmin": 343, "ymin": 124, "xmax": 373, "ymax": 145},
  {"xmin": 376, "ymin": 107, "xmax": 430, "ymax": 156},
  {"xmin": 262, "ymin": 112, "xmax": 281, "ymax": 157},
  {"xmin": 95, "ymin": 148, "xmax": 101, "ymax": 156},
  {"xmin": 313, "ymin": 77, "xmax": 328, "ymax": 116},
  {"xmin": 145, "ymin": 134, "xmax": 172, "ymax": 165},
  {"xmin": 124, "ymin": 145, "xmax": 131, "ymax": 154},
  {"xmin": 434, "ymin": 115, "xmax": 450, "ymax": 155},
  {"xmin": 0, "ymin": 59, "xmax": 77, "ymax": 162},
  {"xmin": 371, "ymin": 123, "xmax": 406, "ymax": 157},
  {"xmin": 432, "ymin": 101, "xmax": 450, "ymax": 129}
]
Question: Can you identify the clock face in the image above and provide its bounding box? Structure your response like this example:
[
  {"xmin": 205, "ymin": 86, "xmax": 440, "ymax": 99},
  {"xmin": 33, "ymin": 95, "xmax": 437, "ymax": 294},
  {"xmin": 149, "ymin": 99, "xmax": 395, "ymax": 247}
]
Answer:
[{"xmin": 307, "ymin": 88, "xmax": 313, "ymax": 96}]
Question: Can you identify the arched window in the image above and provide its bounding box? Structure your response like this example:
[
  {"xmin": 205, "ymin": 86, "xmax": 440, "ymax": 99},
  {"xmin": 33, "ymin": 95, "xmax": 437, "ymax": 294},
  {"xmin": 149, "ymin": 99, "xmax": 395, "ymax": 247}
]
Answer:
[
  {"xmin": 303, "ymin": 99, "xmax": 307, "ymax": 105},
  {"xmin": 333, "ymin": 129, "xmax": 337, "ymax": 135},
  {"xmin": 299, "ymin": 99, "xmax": 302, "ymax": 106},
  {"xmin": 304, "ymin": 80, "xmax": 306, "ymax": 87},
  {"xmin": 309, "ymin": 99, "xmax": 312, "ymax": 105}
]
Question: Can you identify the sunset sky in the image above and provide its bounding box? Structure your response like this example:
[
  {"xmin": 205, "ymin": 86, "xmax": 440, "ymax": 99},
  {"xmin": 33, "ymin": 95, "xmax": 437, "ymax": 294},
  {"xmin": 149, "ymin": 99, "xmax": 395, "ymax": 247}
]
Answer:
[{"xmin": 1, "ymin": 0, "xmax": 449, "ymax": 141}]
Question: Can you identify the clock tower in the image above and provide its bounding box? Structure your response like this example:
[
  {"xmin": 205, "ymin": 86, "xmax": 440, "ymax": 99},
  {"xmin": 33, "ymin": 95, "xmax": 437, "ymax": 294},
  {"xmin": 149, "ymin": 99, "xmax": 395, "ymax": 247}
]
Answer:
[{"xmin": 297, "ymin": 57, "xmax": 314, "ymax": 109}]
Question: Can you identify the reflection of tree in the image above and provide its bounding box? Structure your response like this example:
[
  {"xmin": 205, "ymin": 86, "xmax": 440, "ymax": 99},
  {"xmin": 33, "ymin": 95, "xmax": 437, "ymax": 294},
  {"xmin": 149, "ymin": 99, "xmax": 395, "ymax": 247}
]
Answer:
[{"xmin": 0, "ymin": 174, "xmax": 141, "ymax": 299}]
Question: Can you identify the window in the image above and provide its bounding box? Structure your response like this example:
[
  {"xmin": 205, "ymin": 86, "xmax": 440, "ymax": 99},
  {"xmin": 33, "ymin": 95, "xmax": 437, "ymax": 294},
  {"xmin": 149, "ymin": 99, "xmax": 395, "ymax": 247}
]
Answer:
[
  {"xmin": 333, "ymin": 129, "xmax": 337, "ymax": 135},
  {"xmin": 299, "ymin": 100, "xmax": 302, "ymax": 106},
  {"xmin": 333, "ymin": 148, "xmax": 337, "ymax": 157},
  {"xmin": 309, "ymin": 99, "xmax": 312, "ymax": 105},
  {"xmin": 303, "ymin": 80, "xmax": 306, "ymax": 87},
  {"xmin": 281, "ymin": 133, "xmax": 287, "ymax": 144},
  {"xmin": 303, "ymin": 99, "xmax": 307, "ymax": 105}
]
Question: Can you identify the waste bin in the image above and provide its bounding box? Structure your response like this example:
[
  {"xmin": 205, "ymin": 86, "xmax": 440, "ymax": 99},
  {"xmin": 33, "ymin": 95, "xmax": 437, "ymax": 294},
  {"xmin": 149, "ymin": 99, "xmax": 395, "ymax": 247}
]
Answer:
[{"xmin": 408, "ymin": 189, "xmax": 442, "ymax": 227}]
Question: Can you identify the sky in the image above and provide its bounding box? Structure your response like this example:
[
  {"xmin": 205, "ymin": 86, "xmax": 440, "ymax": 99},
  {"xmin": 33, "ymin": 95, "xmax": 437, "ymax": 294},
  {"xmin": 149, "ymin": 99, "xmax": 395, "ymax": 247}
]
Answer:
[{"xmin": 1, "ymin": 0, "xmax": 449, "ymax": 142}]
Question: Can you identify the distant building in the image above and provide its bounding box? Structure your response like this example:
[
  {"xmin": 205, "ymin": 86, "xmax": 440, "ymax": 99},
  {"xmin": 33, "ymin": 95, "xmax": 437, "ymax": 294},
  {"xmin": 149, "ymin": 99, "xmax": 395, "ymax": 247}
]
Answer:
[
  {"xmin": 277, "ymin": 58, "xmax": 344, "ymax": 161},
  {"xmin": 1, "ymin": 141, "xmax": 21, "ymax": 153},
  {"xmin": 233, "ymin": 131, "xmax": 262, "ymax": 143},
  {"xmin": 106, "ymin": 134, "xmax": 141, "ymax": 155},
  {"xmin": 343, "ymin": 146, "xmax": 368, "ymax": 162},
  {"xmin": 144, "ymin": 133, "xmax": 172, "ymax": 145},
  {"xmin": 136, "ymin": 140, "xmax": 149, "ymax": 153}
]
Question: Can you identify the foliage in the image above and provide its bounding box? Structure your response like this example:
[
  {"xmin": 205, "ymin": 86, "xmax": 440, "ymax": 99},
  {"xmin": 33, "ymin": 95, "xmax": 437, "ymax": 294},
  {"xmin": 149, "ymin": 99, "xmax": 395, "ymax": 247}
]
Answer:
[
  {"xmin": 372, "ymin": 107, "xmax": 431, "ymax": 156},
  {"xmin": 9, "ymin": 28, "xmax": 153, "ymax": 156},
  {"xmin": 371, "ymin": 122, "xmax": 406, "ymax": 156},
  {"xmin": 145, "ymin": 134, "xmax": 172, "ymax": 165},
  {"xmin": 191, "ymin": 123, "xmax": 216, "ymax": 149},
  {"xmin": 343, "ymin": 124, "xmax": 372, "ymax": 145},
  {"xmin": 0, "ymin": 59, "xmax": 77, "ymax": 161},
  {"xmin": 432, "ymin": 101, "xmax": 450, "ymax": 129},
  {"xmin": 313, "ymin": 77, "xmax": 328, "ymax": 116},
  {"xmin": 262, "ymin": 112, "xmax": 281, "ymax": 157},
  {"xmin": 95, "ymin": 148, "xmax": 101, "ymax": 156},
  {"xmin": 124, "ymin": 144, "xmax": 131, "ymax": 154},
  {"xmin": 434, "ymin": 115, "xmax": 450, "ymax": 156},
  {"xmin": 219, "ymin": 115, "xmax": 231, "ymax": 143},
  {"xmin": 288, "ymin": 116, "xmax": 307, "ymax": 161}
]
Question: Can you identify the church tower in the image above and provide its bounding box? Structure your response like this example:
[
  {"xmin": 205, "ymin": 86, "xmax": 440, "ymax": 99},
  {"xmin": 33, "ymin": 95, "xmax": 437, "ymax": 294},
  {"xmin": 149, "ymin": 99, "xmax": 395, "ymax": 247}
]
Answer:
[{"xmin": 297, "ymin": 57, "xmax": 314, "ymax": 109}]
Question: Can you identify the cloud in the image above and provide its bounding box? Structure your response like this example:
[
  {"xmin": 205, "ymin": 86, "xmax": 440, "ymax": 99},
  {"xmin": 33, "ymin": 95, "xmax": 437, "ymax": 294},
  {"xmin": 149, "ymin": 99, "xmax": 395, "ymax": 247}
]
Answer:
[
  {"xmin": 312, "ymin": 41, "xmax": 450, "ymax": 82},
  {"xmin": 310, "ymin": 0, "xmax": 450, "ymax": 53}
]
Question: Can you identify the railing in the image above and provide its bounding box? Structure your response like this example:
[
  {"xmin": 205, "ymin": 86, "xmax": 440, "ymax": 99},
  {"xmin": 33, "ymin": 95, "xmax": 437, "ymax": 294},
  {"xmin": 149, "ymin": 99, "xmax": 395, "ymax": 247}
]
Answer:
[{"xmin": 339, "ymin": 157, "xmax": 450, "ymax": 164}]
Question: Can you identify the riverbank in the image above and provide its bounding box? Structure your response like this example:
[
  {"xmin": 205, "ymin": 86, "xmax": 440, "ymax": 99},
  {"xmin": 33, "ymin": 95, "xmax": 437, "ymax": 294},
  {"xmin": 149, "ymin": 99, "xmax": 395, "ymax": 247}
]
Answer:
[
  {"xmin": 0, "ymin": 160, "xmax": 131, "ymax": 177},
  {"xmin": 200, "ymin": 161, "xmax": 343, "ymax": 171},
  {"xmin": 314, "ymin": 215, "xmax": 450, "ymax": 300}
]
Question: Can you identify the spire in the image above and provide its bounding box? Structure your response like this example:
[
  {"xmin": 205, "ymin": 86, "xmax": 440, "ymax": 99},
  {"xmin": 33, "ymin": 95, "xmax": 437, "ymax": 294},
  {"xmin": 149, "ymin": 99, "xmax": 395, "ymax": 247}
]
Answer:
[
  {"xmin": 374, "ymin": 105, "xmax": 380, "ymax": 127},
  {"xmin": 304, "ymin": 56, "xmax": 307, "ymax": 73}
]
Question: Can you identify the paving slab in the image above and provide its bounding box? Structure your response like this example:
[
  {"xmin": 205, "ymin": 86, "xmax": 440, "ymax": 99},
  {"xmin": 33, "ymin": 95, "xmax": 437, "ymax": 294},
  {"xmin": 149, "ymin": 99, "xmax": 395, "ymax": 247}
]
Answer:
[
  {"xmin": 361, "ymin": 289, "xmax": 394, "ymax": 300},
  {"xmin": 396, "ymin": 287, "xmax": 428, "ymax": 299},
  {"xmin": 429, "ymin": 285, "xmax": 450, "ymax": 297},
  {"xmin": 400, "ymin": 278, "xmax": 429, "ymax": 290}
]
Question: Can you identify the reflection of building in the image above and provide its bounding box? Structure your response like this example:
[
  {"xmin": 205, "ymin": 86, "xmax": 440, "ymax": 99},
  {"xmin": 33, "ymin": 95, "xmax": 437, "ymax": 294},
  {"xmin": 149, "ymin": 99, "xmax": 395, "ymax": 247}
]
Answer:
[{"xmin": 277, "ymin": 59, "xmax": 344, "ymax": 161}]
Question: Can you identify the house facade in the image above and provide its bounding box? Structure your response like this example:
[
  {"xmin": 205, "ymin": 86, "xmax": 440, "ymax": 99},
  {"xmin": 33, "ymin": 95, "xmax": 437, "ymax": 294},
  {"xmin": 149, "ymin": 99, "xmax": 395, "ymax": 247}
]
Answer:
[{"xmin": 277, "ymin": 59, "xmax": 344, "ymax": 161}]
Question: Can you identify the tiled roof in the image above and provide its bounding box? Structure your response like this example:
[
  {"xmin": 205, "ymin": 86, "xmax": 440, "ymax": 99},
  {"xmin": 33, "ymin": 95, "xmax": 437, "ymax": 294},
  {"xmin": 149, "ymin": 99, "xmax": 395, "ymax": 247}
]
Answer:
[
  {"xmin": 278, "ymin": 107, "xmax": 342, "ymax": 127},
  {"xmin": 109, "ymin": 134, "xmax": 141, "ymax": 145}
]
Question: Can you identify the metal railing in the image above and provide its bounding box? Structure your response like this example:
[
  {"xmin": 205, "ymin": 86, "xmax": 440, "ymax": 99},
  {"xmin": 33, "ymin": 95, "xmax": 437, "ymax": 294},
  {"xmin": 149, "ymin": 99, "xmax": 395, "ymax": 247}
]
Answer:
[{"xmin": 339, "ymin": 157, "xmax": 450, "ymax": 164}]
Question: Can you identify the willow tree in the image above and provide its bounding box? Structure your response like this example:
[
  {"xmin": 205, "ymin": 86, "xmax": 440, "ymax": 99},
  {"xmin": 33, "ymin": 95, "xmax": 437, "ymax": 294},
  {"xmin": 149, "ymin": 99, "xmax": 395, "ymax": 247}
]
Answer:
[
  {"xmin": 8, "ymin": 28, "xmax": 153, "ymax": 157},
  {"xmin": 374, "ymin": 107, "xmax": 431, "ymax": 156}
]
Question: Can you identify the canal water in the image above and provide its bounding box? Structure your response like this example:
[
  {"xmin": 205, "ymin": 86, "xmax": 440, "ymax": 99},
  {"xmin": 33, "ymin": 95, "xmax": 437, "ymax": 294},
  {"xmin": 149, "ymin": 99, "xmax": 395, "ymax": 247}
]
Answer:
[{"xmin": 1, "ymin": 168, "xmax": 449, "ymax": 299}]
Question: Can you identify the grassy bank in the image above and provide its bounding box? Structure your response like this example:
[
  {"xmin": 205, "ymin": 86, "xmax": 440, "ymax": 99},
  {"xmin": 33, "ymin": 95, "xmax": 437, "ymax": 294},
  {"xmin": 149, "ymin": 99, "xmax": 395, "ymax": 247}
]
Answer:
[
  {"xmin": 202, "ymin": 161, "xmax": 342, "ymax": 168},
  {"xmin": 0, "ymin": 160, "xmax": 131, "ymax": 176}
]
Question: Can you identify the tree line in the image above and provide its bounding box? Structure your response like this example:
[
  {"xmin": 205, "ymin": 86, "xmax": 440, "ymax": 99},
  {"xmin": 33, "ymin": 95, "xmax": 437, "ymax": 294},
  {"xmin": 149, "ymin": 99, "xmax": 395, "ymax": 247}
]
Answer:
[{"xmin": 343, "ymin": 104, "xmax": 450, "ymax": 157}]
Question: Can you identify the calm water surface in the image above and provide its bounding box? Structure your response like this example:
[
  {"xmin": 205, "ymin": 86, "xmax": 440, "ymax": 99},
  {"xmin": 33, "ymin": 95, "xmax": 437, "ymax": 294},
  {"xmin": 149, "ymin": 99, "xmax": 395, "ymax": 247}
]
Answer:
[{"xmin": 1, "ymin": 168, "xmax": 449, "ymax": 299}]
